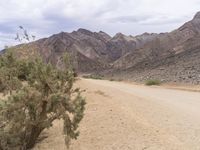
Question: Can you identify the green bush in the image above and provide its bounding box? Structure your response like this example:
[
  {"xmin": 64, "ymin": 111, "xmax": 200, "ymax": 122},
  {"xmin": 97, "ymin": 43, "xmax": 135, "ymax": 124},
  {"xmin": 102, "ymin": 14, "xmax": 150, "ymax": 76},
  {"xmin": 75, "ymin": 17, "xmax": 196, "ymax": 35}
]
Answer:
[
  {"xmin": 82, "ymin": 74, "xmax": 103, "ymax": 80},
  {"xmin": 0, "ymin": 52, "xmax": 85, "ymax": 150},
  {"xmin": 145, "ymin": 79, "xmax": 161, "ymax": 86}
]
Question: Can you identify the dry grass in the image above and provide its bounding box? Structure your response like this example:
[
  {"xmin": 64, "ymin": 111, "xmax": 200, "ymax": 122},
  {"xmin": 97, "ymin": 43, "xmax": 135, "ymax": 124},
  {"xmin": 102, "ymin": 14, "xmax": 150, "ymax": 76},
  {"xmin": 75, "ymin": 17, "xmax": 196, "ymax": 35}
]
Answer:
[
  {"xmin": 94, "ymin": 90, "xmax": 109, "ymax": 97},
  {"xmin": 145, "ymin": 79, "xmax": 161, "ymax": 86}
]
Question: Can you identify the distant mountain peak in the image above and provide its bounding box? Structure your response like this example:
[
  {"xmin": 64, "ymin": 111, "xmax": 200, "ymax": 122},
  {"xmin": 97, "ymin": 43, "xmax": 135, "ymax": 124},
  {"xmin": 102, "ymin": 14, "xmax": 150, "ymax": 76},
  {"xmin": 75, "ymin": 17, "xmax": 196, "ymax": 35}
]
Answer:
[
  {"xmin": 77, "ymin": 28, "xmax": 93, "ymax": 35},
  {"xmin": 98, "ymin": 31, "xmax": 112, "ymax": 41},
  {"xmin": 115, "ymin": 32, "xmax": 124, "ymax": 36},
  {"xmin": 141, "ymin": 32, "xmax": 151, "ymax": 36},
  {"xmin": 193, "ymin": 11, "xmax": 200, "ymax": 20},
  {"xmin": 113, "ymin": 33, "xmax": 125, "ymax": 39},
  {"xmin": 99, "ymin": 31, "xmax": 105, "ymax": 34}
]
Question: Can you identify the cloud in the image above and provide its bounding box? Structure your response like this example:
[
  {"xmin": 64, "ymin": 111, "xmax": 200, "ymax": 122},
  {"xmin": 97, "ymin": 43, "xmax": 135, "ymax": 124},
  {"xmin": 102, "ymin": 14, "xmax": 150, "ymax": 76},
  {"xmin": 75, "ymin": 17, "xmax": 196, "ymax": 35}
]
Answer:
[
  {"xmin": 108, "ymin": 15, "xmax": 151, "ymax": 23},
  {"xmin": 107, "ymin": 14, "xmax": 188, "ymax": 25},
  {"xmin": 0, "ymin": 0, "xmax": 200, "ymax": 49}
]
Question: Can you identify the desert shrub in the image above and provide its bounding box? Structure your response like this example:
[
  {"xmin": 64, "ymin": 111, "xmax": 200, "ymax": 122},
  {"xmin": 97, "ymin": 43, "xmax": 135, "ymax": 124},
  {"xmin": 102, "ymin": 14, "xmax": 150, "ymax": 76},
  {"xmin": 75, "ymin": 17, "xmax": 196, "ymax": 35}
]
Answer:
[
  {"xmin": 109, "ymin": 78, "xmax": 115, "ymax": 81},
  {"xmin": 0, "ymin": 52, "xmax": 85, "ymax": 150},
  {"xmin": 145, "ymin": 79, "xmax": 161, "ymax": 86},
  {"xmin": 72, "ymin": 68, "xmax": 78, "ymax": 77},
  {"xmin": 82, "ymin": 74, "xmax": 103, "ymax": 80},
  {"xmin": 0, "ymin": 52, "xmax": 23, "ymax": 94}
]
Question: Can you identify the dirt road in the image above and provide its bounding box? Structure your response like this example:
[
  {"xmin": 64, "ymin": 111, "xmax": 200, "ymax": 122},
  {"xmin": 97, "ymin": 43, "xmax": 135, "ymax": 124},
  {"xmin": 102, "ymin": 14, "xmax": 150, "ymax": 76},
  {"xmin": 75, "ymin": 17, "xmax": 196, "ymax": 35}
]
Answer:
[{"xmin": 34, "ymin": 79, "xmax": 200, "ymax": 150}]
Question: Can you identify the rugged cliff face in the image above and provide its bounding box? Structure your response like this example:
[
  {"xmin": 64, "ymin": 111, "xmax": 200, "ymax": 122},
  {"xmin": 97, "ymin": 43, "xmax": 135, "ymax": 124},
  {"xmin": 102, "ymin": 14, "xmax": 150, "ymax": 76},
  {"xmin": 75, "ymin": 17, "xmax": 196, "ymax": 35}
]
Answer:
[
  {"xmin": 7, "ymin": 12, "xmax": 200, "ymax": 83},
  {"xmin": 113, "ymin": 11, "xmax": 200, "ymax": 69},
  {"xmin": 108, "ymin": 12, "xmax": 200, "ymax": 84}
]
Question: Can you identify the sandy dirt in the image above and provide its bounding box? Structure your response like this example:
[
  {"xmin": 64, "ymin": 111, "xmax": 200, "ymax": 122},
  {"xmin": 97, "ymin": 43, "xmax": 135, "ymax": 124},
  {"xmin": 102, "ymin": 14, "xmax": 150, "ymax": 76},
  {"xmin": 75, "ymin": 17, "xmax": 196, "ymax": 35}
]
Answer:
[{"xmin": 33, "ymin": 79, "xmax": 200, "ymax": 150}]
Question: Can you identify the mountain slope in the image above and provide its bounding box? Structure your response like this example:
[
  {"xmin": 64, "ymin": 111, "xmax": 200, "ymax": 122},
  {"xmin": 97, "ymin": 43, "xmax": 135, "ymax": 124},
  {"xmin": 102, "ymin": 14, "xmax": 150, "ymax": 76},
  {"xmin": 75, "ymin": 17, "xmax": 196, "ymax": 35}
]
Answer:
[
  {"xmin": 113, "ymin": 12, "xmax": 200, "ymax": 69},
  {"xmin": 7, "ymin": 11, "xmax": 200, "ymax": 83},
  {"xmin": 8, "ymin": 27, "xmax": 157, "ymax": 72},
  {"xmin": 109, "ymin": 12, "xmax": 200, "ymax": 84}
]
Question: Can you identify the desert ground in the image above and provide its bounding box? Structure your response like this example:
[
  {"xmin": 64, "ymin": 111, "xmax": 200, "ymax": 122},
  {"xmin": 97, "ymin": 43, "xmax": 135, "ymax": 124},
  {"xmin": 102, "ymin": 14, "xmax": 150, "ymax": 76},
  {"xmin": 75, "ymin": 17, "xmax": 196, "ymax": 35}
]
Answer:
[{"xmin": 33, "ymin": 78, "xmax": 200, "ymax": 150}]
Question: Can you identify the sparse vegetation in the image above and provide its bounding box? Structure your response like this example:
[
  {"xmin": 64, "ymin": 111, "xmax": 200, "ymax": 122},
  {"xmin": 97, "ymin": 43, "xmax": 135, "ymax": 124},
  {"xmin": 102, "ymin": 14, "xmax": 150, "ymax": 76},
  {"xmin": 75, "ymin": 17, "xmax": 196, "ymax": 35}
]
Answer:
[
  {"xmin": 117, "ymin": 78, "xmax": 123, "ymax": 82},
  {"xmin": 109, "ymin": 78, "xmax": 123, "ymax": 82},
  {"xmin": 82, "ymin": 74, "xmax": 103, "ymax": 80},
  {"xmin": 94, "ymin": 90, "xmax": 108, "ymax": 97},
  {"xmin": 145, "ymin": 79, "xmax": 161, "ymax": 86},
  {"xmin": 109, "ymin": 78, "xmax": 115, "ymax": 81},
  {"xmin": 0, "ymin": 52, "xmax": 85, "ymax": 150}
]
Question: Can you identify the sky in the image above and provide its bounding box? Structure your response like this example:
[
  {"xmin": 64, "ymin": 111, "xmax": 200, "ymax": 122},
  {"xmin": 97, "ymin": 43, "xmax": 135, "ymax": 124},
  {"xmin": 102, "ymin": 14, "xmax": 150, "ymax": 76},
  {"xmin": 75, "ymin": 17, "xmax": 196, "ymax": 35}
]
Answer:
[{"xmin": 0, "ymin": 0, "xmax": 200, "ymax": 49}]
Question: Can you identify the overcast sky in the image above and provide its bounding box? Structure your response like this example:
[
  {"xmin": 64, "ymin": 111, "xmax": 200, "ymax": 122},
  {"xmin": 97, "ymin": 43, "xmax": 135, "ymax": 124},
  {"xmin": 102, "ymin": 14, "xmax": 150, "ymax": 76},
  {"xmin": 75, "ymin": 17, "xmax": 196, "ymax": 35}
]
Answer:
[{"xmin": 0, "ymin": 0, "xmax": 200, "ymax": 49}]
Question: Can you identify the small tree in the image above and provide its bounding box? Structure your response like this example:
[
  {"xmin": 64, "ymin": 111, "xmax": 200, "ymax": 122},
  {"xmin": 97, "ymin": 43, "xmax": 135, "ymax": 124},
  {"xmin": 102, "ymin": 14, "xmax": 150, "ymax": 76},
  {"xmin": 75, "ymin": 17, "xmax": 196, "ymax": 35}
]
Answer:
[{"xmin": 0, "ymin": 52, "xmax": 85, "ymax": 150}]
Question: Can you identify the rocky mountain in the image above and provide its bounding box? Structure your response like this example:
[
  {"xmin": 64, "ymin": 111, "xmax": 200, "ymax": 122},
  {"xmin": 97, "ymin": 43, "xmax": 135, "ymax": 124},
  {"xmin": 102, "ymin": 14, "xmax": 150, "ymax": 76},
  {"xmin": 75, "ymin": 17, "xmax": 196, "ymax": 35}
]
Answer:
[
  {"xmin": 6, "ymin": 11, "xmax": 200, "ymax": 84},
  {"xmin": 110, "ymin": 11, "xmax": 200, "ymax": 84},
  {"xmin": 114, "ymin": 12, "xmax": 200, "ymax": 68},
  {"xmin": 9, "ymin": 27, "xmax": 157, "ymax": 72}
]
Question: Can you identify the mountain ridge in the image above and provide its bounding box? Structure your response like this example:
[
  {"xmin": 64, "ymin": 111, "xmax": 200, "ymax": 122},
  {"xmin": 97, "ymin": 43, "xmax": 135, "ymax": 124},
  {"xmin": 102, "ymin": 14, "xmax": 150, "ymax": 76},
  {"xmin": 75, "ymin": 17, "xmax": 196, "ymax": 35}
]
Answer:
[{"xmin": 6, "ymin": 11, "xmax": 200, "ymax": 84}]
